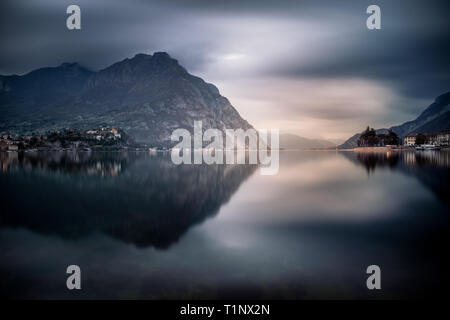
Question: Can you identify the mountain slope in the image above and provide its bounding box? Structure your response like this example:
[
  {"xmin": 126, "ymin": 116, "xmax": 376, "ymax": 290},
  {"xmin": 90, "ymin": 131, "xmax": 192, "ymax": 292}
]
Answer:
[
  {"xmin": 0, "ymin": 52, "xmax": 252, "ymax": 146},
  {"xmin": 279, "ymin": 133, "xmax": 336, "ymax": 149},
  {"xmin": 338, "ymin": 133, "xmax": 360, "ymax": 150},
  {"xmin": 390, "ymin": 91, "xmax": 450, "ymax": 137},
  {"xmin": 413, "ymin": 110, "xmax": 450, "ymax": 133},
  {"xmin": 0, "ymin": 63, "xmax": 93, "ymax": 120}
]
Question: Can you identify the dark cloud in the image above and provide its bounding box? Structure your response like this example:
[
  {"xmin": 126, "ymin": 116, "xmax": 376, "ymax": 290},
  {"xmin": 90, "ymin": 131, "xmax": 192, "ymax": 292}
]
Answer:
[
  {"xmin": 1, "ymin": 0, "xmax": 449, "ymax": 138},
  {"xmin": 271, "ymin": 25, "xmax": 450, "ymax": 101}
]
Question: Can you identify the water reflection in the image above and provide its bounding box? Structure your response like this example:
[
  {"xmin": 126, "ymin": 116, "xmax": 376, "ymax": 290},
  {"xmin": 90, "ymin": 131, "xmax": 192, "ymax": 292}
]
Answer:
[
  {"xmin": 0, "ymin": 151, "xmax": 257, "ymax": 249},
  {"xmin": 0, "ymin": 150, "xmax": 449, "ymax": 299},
  {"xmin": 0, "ymin": 151, "xmax": 138, "ymax": 177},
  {"xmin": 347, "ymin": 150, "xmax": 450, "ymax": 173},
  {"xmin": 342, "ymin": 150, "xmax": 450, "ymax": 205}
]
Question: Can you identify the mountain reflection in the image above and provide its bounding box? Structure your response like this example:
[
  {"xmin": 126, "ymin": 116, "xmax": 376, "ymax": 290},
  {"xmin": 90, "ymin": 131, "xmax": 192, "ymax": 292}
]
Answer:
[
  {"xmin": 342, "ymin": 150, "xmax": 450, "ymax": 205},
  {"xmin": 0, "ymin": 152, "xmax": 257, "ymax": 249}
]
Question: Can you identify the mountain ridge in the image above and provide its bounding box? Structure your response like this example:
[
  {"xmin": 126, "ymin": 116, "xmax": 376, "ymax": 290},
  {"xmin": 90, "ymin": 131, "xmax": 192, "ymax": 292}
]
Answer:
[{"xmin": 279, "ymin": 133, "xmax": 337, "ymax": 149}]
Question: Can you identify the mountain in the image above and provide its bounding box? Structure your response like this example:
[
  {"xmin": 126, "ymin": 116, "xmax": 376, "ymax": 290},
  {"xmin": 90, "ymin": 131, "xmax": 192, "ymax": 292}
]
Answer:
[
  {"xmin": 0, "ymin": 63, "xmax": 93, "ymax": 119},
  {"xmin": 0, "ymin": 52, "xmax": 252, "ymax": 146},
  {"xmin": 327, "ymin": 138, "xmax": 345, "ymax": 146},
  {"xmin": 390, "ymin": 91, "xmax": 450, "ymax": 136},
  {"xmin": 337, "ymin": 133, "xmax": 360, "ymax": 150},
  {"xmin": 279, "ymin": 133, "xmax": 336, "ymax": 149},
  {"xmin": 339, "ymin": 92, "xmax": 450, "ymax": 149},
  {"xmin": 412, "ymin": 110, "xmax": 450, "ymax": 133}
]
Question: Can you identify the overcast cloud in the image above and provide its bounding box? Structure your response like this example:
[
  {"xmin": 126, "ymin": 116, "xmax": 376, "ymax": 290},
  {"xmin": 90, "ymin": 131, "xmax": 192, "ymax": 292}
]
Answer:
[{"xmin": 1, "ymin": 0, "xmax": 449, "ymax": 139}]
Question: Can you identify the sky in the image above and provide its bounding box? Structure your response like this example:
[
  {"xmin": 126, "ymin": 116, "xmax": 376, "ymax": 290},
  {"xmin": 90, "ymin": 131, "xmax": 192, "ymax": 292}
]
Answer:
[{"xmin": 1, "ymin": 0, "xmax": 449, "ymax": 140}]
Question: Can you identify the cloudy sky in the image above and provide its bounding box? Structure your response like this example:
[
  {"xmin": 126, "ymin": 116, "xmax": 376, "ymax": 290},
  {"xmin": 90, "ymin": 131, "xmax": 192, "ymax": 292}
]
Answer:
[{"xmin": 1, "ymin": 0, "xmax": 449, "ymax": 140}]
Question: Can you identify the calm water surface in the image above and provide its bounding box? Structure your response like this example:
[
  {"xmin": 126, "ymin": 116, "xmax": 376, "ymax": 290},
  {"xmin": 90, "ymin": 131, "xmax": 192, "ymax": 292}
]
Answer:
[{"xmin": 0, "ymin": 150, "xmax": 449, "ymax": 299}]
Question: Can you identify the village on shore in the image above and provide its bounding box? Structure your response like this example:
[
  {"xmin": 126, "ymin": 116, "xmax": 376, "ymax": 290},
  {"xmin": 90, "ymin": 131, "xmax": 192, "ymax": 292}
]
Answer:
[
  {"xmin": 0, "ymin": 127, "xmax": 151, "ymax": 152},
  {"xmin": 1, "ymin": 126, "xmax": 449, "ymax": 153},
  {"xmin": 355, "ymin": 127, "xmax": 450, "ymax": 151}
]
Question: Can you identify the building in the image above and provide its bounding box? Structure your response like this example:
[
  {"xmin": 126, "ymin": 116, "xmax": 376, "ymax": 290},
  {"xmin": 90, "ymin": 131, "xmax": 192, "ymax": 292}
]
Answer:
[
  {"xmin": 404, "ymin": 133, "xmax": 417, "ymax": 146},
  {"xmin": 425, "ymin": 133, "xmax": 438, "ymax": 145},
  {"xmin": 437, "ymin": 132, "xmax": 450, "ymax": 146},
  {"xmin": 404, "ymin": 131, "xmax": 450, "ymax": 146},
  {"xmin": 0, "ymin": 140, "xmax": 8, "ymax": 151}
]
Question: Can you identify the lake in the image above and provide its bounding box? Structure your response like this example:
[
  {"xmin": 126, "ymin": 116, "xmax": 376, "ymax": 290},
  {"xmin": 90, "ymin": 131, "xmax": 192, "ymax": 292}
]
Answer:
[{"xmin": 0, "ymin": 150, "xmax": 449, "ymax": 299}]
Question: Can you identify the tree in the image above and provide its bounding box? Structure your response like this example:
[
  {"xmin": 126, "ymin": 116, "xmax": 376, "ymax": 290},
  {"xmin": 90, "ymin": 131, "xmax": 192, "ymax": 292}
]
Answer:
[
  {"xmin": 358, "ymin": 126, "xmax": 378, "ymax": 147},
  {"xmin": 416, "ymin": 133, "xmax": 426, "ymax": 145},
  {"xmin": 385, "ymin": 129, "xmax": 399, "ymax": 145},
  {"xmin": 30, "ymin": 136, "xmax": 39, "ymax": 147}
]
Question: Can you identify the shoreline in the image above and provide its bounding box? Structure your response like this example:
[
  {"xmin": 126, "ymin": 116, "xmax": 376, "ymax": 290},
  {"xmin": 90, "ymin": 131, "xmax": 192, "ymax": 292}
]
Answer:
[{"xmin": 351, "ymin": 146, "xmax": 449, "ymax": 152}]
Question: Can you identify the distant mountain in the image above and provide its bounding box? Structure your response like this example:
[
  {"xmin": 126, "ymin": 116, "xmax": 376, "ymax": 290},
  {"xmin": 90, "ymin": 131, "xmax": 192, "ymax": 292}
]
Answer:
[
  {"xmin": 327, "ymin": 138, "xmax": 345, "ymax": 146},
  {"xmin": 0, "ymin": 52, "xmax": 252, "ymax": 146},
  {"xmin": 279, "ymin": 133, "xmax": 336, "ymax": 149},
  {"xmin": 339, "ymin": 92, "xmax": 450, "ymax": 149}
]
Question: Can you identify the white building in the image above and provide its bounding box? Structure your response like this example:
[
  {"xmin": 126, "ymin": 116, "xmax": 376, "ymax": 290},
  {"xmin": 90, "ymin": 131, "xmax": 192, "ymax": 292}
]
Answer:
[{"xmin": 437, "ymin": 132, "xmax": 450, "ymax": 146}]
